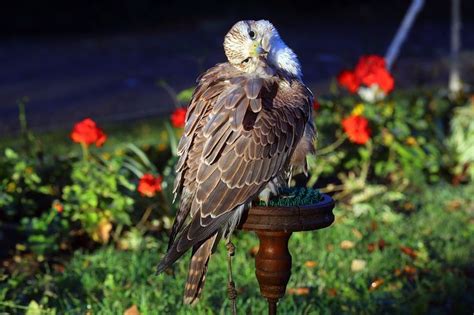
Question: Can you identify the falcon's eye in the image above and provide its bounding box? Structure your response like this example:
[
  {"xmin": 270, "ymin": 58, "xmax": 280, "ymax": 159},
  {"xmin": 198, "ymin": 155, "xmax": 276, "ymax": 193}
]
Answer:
[
  {"xmin": 242, "ymin": 57, "xmax": 250, "ymax": 64},
  {"xmin": 248, "ymin": 30, "xmax": 256, "ymax": 39}
]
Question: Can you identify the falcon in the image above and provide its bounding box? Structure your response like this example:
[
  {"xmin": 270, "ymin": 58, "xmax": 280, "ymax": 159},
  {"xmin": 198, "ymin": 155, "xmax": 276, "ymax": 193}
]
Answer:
[{"xmin": 157, "ymin": 20, "xmax": 315, "ymax": 305}]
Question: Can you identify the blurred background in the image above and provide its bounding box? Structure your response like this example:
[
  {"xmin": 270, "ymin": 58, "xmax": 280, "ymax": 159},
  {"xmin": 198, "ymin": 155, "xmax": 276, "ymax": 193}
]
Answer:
[
  {"xmin": 1, "ymin": 0, "xmax": 473, "ymax": 133},
  {"xmin": 1, "ymin": 1, "xmax": 473, "ymax": 314}
]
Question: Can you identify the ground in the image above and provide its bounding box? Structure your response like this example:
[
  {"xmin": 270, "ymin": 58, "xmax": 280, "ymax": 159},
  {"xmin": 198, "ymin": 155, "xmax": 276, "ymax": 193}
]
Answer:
[{"xmin": 2, "ymin": 183, "xmax": 473, "ymax": 314}]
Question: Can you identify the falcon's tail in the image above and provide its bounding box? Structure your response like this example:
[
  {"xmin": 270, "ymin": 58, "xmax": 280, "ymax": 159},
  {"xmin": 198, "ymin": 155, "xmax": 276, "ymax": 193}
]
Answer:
[
  {"xmin": 157, "ymin": 211, "xmax": 232, "ymax": 274},
  {"xmin": 184, "ymin": 233, "xmax": 218, "ymax": 305}
]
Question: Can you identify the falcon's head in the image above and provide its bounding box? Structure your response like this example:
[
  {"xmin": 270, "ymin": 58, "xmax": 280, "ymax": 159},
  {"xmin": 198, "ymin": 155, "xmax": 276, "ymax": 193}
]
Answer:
[{"xmin": 224, "ymin": 20, "xmax": 302, "ymax": 79}]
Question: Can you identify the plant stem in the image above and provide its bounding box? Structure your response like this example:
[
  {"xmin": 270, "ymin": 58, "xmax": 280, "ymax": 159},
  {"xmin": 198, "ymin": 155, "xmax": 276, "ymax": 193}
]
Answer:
[
  {"xmin": 317, "ymin": 135, "xmax": 347, "ymax": 156},
  {"xmin": 157, "ymin": 80, "xmax": 179, "ymax": 108},
  {"xmin": 360, "ymin": 140, "xmax": 373, "ymax": 182},
  {"xmin": 320, "ymin": 184, "xmax": 346, "ymax": 193},
  {"xmin": 137, "ymin": 204, "xmax": 156, "ymax": 229},
  {"xmin": 80, "ymin": 142, "xmax": 89, "ymax": 160},
  {"xmin": 165, "ymin": 122, "xmax": 178, "ymax": 157},
  {"xmin": 0, "ymin": 301, "xmax": 29, "ymax": 310}
]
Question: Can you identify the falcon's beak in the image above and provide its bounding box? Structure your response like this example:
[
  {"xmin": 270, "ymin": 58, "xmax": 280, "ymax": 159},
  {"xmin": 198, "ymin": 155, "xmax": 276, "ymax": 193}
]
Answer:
[
  {"xmin": 251, "ymin": 42, "xmax": 268, "ymax": 57},
  {"xmin": 256, "ymin": 45, "xmax": 268, "ymax": 56}
]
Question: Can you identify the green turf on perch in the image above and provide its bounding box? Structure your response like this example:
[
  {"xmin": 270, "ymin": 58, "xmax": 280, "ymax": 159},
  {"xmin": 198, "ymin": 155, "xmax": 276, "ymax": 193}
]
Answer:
[{"xmin": 255, "ymin": 187, "xmax": 323, "ymax": 207}]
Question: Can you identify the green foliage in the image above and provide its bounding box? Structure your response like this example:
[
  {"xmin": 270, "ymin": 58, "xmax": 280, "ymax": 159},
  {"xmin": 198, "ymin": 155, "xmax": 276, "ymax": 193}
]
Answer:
[
  {"xmin": 308, "ymin": 91, "xmax": 456, "ymax": 203},
  {"xmin": 61, "ymin": 155, "xmax": 135, "ymax": 243},
  {"xmin": 20, "ymin": 210, "xmax": 69, "ymax": 256},
  {"xmin": 0, "ymin": 148, "xmax": 52, "ymax": 217},
  {"xmin": 176, "ymin": 87, "xmax": 195, "ymax": 105},
  {"xmin": 1, "ymin": 86, "xmax": 473, "ymax": 313},
  {"xmin": 0, "ymin": 146, "xmax": 70, "ymax": 256},
  {"xmin": 1, "ymin": 184, "xmax": 472, "ymax": 314},
  {"xmin": 122, "ymin": 142, "xmax": 177, "ymax": 219},
  {"xmin": 0, "ymin": 132, "xmax": 173, "ymax": 256},
  {"xmin": 447, "ymin": 99, "xmax": 474, "ymax": 181}
]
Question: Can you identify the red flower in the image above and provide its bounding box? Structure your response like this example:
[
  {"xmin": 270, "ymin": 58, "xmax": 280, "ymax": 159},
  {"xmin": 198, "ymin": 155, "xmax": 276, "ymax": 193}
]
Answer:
[
  {"xmin": 355, "ymin": 55, "xmax": 386, "ymax": 72},
  {"xmin": 171, "ymin": 107, "xmax": 187, "ymax": 128},
  {"xmin": 338, "ymin": 55, "xmax": 394, "ymax": 94},
  {"xmin": 342, "ymin": 115, "xmax": 371, "ymax": 144},
  {"xmin": 354, "ymin": 55, "xmax": 394, "ymax": 93},
  {"xmin": 337, "ymin": 70, "xmax": 359, "ymax": 93},
  {"xmin": 70, "ymin": 118, "xmax": 107, "ymax": 147},
  {"xmin": 313, "ymin": 99, "xmax": 320, "ymax": 111},
  {"xmin": 137, "ymin": 173, "xmax": 162, "ymax": 197},
  {"xmin": 53, "ymin": 200, "xmax": 63, "ymax": 213}
]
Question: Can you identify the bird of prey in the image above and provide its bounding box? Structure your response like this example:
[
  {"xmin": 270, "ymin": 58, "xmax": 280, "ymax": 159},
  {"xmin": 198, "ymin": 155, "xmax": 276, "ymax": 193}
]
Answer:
[{"xmin": 157, "ymin": 19, "xmax": 315, "ymax": 305}]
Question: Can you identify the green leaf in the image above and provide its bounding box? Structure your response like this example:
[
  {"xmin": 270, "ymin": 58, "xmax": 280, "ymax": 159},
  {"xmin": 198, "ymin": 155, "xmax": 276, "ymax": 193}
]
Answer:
[
  {"xmin": 125, "ymin": 143, "xmax": 154, "ymax": 171},
  {"xmin": 176, "ymin": 87, "xmax": 195, "ymax": 104},
  {"xmin": 4, "ymin": 148, "xmax": 18, "ymax": 159},
  {"xmin": 25, "ymin": 300, "xmax": 42, "ymax": 315}
]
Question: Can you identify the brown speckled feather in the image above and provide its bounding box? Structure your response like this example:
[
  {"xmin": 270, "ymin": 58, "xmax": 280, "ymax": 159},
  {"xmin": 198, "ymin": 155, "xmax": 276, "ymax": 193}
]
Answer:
[
  {"xmin": 158, "ymin": 62, "xmax": 313, "ymax": 304},
  {"xmin": 183, "ymin": 233, "xmax": 218, "ymax": 305}
]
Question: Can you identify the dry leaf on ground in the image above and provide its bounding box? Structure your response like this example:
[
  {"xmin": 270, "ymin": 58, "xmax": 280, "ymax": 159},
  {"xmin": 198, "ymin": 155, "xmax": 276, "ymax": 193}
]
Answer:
[
  {"xmin": 351, "ymin": 259, "xmax": 367, "ymax": 272},
  {"xmin": 340, "ymin": 240, "xmax": 355, "ymax": 249},
  {"xmin": 124, "ymin": 305, "xmax": 140, "ymax": 315}
]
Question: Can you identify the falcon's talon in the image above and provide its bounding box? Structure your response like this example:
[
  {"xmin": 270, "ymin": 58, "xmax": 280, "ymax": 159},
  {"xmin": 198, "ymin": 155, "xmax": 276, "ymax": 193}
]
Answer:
[
  {"xmin": 226, "ymin": 242, "xmax": 236, "ymax": 256},
  {"xmin": 258, "ymin": 188, "xmax": 272, "ymax": 205}
]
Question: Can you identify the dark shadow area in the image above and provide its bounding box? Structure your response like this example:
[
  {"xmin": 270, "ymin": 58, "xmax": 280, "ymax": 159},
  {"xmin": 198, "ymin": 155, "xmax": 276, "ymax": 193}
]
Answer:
[
  {"xmin": 0, "ymin": 1, "xmax": 473, "ymax": 135},
  {"xmin": 3, "ymin": 1, "xmax": 472, "ymax": 36}
]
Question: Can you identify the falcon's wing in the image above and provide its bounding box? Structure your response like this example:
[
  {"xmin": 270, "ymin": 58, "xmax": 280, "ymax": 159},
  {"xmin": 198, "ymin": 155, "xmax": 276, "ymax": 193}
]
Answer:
[{"xmin": 158, "ymin": 64, "xmax": 312, "ymax": 272}]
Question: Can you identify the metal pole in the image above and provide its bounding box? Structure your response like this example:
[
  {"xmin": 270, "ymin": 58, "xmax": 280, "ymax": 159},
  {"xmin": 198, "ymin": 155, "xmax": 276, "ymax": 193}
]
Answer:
[
  {"xmin": 385, "ymin": 0, "xmax": 425, "ymax": 70},
  {"xmin": 449, "ymin": 0, "xmax": 462, "ymax": 95}
]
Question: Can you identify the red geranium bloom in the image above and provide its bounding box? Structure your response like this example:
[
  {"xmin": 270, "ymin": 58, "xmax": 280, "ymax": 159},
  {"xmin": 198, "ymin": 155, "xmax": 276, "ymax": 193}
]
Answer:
[
  {"xmin": 355, "ymin": 55, "xmax": 386, "ymax": 72},
  {"xmin": 70, "ymin": 118, "xmax": 107, "ymax": 147},
  {"xmin": 53, "ymin": 200, "xmax": 63, "ymax": 213},
  {"xmin": 171, "ymin": 107, "xmax": 187, "ymax": 128},
  {"xmin": 342, "ymin": 115, "xmax": 371, "ymax": 145},
  {"xmin": 138, "ymin": 173, "xmax": 162, "ymax": 197},
  {"xmin": 337, "ymin": 70, "xmax": 359, "ymax": 93},
  {"xmin": 367, "ymin": 67, "xmax": 394, "ymax": 93},
  {"xmin": 313, "ymin": 99, "xmax": 320, "ymax": 111},
  {"xmin": 354, "ymin": 55, "xmax": 394, "ymax": 93},
  {"xmin": 338, "ymin": 55, "xmax": 394, "ymax": 94}
]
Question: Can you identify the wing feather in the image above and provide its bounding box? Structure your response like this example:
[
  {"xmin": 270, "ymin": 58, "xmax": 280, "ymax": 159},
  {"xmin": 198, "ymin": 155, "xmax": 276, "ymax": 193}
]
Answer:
[
  {"xmin": 203, "ymin": 112, "xmax": 228, "ymax": 137},
  {"xmin": 231, "ymin": 99, "xmax": 249, "ymax": 130},
  {"xmin": 224, "ymin": 88, "xmax": 245, "ymax": 109},
  {"xmin": 244, "ymin": 77, "xmax": 263, "ymax": 99},
  {"xmin": 203, "ymin": 124, "xmax": 232, "ymax": 164},
  {"xmin": 161, "ymin": 63, "xmax": 313, "ymax": 273},
  {"xmin": 195, "ymin": 166, "xmax": 221, "ymax": 202},
  {"xmin": 249, "ymin": 98, "xmax": 262, "ymax": 113}
]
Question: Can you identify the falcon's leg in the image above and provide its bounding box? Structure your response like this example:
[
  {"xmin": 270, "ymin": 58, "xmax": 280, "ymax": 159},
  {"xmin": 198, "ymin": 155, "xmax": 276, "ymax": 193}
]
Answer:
[
  {"xmin": 226, "ymin": 240, "xmax": 237, "ymax": 315},
  {"xmin": 258, "ymin": 179, "xmax": 280, "ymax": 205},
  {"xmin": 288, "ymin": 165, "xmax": 294, "ymax": 187},
  {"xmin": 258, "ymin": 187, "xmax": 272, "ymax": 205}
]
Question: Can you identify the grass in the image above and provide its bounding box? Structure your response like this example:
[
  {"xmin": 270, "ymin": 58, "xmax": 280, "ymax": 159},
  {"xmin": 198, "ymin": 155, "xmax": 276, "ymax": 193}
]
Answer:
[
  {"xmin": 256, "ymin": 187, "xmax": 323, "ymax": 207},
  {"xmin": 1, "ymin": 183, "xmax": 473, "ymax": 314}
]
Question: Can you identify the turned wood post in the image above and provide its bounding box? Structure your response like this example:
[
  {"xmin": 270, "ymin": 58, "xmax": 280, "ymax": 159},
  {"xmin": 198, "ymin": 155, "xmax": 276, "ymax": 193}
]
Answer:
[
  {"xmin": 239, "ymin": 193, "xmax": 335, "ymax": 314},
  {"xmin": 255, "ymin": 231, "xmax": 292, "ymax": 315}
]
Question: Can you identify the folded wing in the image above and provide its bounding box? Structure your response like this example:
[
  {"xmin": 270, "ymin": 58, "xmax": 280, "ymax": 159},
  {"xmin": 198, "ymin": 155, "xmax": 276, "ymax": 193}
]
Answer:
[{"xmin": 158, "ymin": 63, "xmax": 312, "ymax": 272}]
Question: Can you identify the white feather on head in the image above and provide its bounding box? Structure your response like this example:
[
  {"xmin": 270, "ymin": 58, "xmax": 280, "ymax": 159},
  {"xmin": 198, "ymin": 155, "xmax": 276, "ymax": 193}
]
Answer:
[
  {"xmin": 254, "ymin": 20, "xmax": 302, "ymax": 79},
  {"xmin": 224, "ymin": 20, "xmax": 302, "ymax": 79}
]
